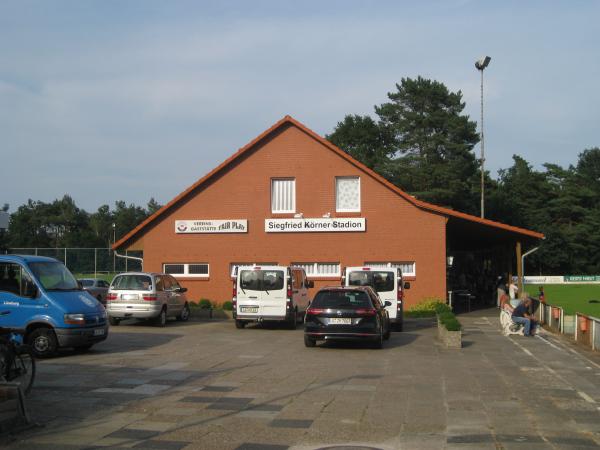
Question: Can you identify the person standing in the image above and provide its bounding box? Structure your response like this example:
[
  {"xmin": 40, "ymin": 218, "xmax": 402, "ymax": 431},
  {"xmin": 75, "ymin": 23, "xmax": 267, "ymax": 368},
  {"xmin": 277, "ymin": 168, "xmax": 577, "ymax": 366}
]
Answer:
[{"xmin": 496, "ymin": 275, "xmax": 507, "ymax": 307}]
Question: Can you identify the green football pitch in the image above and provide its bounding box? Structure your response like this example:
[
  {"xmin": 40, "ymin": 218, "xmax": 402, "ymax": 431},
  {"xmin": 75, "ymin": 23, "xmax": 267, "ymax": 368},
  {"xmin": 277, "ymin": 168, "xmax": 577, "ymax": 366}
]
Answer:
[{"xmin": 524, "ymin": 284, "xmax": 600, "ymax": 317}]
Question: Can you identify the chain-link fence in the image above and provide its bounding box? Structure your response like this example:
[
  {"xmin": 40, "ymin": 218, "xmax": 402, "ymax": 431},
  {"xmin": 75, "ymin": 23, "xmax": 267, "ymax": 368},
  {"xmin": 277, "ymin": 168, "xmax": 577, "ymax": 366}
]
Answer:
[{"xmin": 6, "ymin": 248, "xmax": 142, "ymax": 276}]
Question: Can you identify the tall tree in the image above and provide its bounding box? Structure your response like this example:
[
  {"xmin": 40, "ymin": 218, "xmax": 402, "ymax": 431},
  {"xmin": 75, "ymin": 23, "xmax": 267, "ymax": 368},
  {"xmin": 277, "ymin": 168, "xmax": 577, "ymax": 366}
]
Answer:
[
  {"xmin": 6, "ymin": 197, "xmax": 159, "ymax": 250},
  {"xmin": 147, "ymin": 198, "xmax": 162, "ymax": 215},
  {"xmin": 328, "ymin": 77, "xmax": 481, "ymax": 213},
  {"xmin": 113, "ymin": 201, "xmax": 148, "ymax": 243},
  {"xmin": 89, "ymin": 205, "xmax": 114, "ymax": 247},
  {"xmin": 0, "ymin": 203, "xmax": 8, "ymax": 251},
  {"xmin": 327, "ymin": 115, "xmax": 393, "ymax": 174}
]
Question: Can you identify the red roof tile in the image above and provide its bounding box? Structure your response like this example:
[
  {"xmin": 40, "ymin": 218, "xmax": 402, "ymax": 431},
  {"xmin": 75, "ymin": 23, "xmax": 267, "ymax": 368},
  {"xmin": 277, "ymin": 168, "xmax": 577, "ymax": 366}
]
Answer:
[{"xmin": 114, "ymin": 115, "xmax": 543, "ymax": 249}]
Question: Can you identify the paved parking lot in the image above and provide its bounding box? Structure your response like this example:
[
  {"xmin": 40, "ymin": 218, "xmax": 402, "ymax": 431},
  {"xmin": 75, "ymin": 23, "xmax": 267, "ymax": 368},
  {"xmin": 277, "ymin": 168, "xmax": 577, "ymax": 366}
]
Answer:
[{"xmin": 3, "ymin": 310, "xmax": 600, "ymax": 449}]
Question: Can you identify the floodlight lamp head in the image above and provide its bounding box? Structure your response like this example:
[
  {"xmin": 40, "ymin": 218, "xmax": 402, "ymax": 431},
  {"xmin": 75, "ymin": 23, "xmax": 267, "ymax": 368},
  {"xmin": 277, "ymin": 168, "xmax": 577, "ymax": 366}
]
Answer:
[{"xmin": 475, "ymin": 56, "xmax": 491, "ymax": 70}]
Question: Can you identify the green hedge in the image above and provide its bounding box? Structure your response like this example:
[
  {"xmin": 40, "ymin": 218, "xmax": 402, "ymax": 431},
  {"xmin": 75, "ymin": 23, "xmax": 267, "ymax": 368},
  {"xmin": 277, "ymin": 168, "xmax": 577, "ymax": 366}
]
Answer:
[
  {"xmin": 435, "ymin": 304, "xmax": 461, "ymax": 331},
  {"xmin": 405, "ymin": 299, "xmax": 461, "ymax": 331},
  {"xmin": 190, "ymin": 299, "xmax": 234, "ymax": 310},
  {"xmin": 405, "ymin": 299, "xmax": 442, "ymax": 317},
  {"xmin": 222, "ymin": 301, "xmax": 233, "ymax": 311},
  {"xmin": 198, "ymin": 299, "xmax": 212, "ymax": 309}
]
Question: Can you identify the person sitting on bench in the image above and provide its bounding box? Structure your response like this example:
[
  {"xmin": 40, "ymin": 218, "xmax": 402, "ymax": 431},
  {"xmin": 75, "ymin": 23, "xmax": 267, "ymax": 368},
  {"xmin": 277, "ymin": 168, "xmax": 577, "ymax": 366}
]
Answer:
[{"xmin": 511, "ymin": 296, "xmax": 538, "ymax": 337}]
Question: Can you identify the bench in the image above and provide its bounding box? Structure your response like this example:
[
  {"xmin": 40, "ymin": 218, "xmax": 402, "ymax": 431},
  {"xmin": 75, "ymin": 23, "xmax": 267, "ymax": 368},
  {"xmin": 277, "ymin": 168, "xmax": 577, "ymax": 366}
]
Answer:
[{"xmin": 500, "ymin": 307, "xmax": 525, "ymax": 336}]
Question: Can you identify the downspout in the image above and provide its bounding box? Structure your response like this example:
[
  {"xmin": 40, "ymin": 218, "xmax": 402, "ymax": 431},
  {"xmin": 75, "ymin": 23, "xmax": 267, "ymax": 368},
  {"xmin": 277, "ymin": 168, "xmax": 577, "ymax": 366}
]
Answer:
[
  {"xmin": 115, "ymin": 251, "xmax": 143, "ymax": 271},
  {"xmin": 521, "ymin": 246, "xmax": 539, "ymax": 290}
]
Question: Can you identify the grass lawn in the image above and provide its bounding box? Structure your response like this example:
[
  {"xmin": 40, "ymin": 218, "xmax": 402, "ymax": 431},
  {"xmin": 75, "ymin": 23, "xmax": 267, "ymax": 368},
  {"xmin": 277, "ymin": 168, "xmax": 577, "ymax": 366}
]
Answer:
[{"xmin": 524, "ymin": 284, "xmax": 600, "ymax": 317}]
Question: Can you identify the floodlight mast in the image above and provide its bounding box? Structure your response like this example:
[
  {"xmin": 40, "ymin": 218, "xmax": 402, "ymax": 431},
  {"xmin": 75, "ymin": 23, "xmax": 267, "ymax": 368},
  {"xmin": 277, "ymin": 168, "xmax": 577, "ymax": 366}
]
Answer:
[{"xmin": 475, "ymin": 55, "xmax": 491, "ymax": 218}]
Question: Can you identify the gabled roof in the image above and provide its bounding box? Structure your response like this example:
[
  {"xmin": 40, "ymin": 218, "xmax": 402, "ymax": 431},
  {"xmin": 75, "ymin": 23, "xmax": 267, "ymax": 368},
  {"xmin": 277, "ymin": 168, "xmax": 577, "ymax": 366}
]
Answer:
[{"xmin": 114, "ymin": 115, "xmax": 543, "ymax": 250}]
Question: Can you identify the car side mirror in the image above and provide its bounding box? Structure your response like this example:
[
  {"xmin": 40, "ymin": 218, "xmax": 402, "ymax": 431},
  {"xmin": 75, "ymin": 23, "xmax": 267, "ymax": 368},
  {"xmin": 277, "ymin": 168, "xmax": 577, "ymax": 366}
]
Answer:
[
  {"xmin": 77, "ymin": 281, "xmax": 83, "ymax": 290},
  {"xmin": 178, "ymin": 287, "xmax": 188, "ymax": 293},
  {"xmin": 384, "ymin": 301, "xmax": 392, "ymax": 307},
  {"xmin": 404, "ymin": 282, "xmax": 411, "ymax": 289},
  {"xmin": 306, "ymin": 280, "xmax": 314, "ymax": 288}
]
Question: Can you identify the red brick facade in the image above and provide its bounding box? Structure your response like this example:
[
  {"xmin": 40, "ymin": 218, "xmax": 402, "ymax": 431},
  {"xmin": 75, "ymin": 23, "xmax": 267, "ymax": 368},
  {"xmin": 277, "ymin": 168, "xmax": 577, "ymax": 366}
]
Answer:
[{"xmin": 116, "ymin": 116, "xmax": 542, "ymax": 307}]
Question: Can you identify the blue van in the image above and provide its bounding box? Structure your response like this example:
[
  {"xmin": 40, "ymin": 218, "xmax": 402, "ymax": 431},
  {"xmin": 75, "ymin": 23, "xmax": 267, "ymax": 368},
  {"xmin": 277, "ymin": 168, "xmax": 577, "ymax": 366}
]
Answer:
[{"xmin": 0, "ymin": 255, "xmax": 108, "ymax": 357}]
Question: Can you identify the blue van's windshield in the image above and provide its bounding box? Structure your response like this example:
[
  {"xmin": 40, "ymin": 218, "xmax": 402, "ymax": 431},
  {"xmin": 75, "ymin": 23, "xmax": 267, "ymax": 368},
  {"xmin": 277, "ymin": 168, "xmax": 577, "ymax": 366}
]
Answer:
[{"xmin": 29, "ymin": 262, "xmax": 80, "ymax": 291}]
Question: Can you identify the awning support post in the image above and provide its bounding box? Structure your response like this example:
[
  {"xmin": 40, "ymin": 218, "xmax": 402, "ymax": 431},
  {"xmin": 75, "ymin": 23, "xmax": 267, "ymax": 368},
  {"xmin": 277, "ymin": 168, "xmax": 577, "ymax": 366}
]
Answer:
[{"xmin": 516, "ymin": 241, "xmax": 523, "ymax": 296}]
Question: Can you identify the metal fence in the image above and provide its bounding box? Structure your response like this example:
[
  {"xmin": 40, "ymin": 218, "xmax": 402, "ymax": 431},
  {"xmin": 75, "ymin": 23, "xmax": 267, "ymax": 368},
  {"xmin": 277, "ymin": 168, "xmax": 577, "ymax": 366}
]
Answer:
[
  {"xmin": 575, "ymin": 313, "xmax": 600, "ymax": 351},
  {"xmin": 537, "ymin": 303, "xmax": 564, "ymax": 333},
  {"xmin": 536, "ymin": 302, "xmax": 599, "ymax": 351},
  {"xmin": 5, "ymin": 248, "xmax": 142, "ymax": 276}
]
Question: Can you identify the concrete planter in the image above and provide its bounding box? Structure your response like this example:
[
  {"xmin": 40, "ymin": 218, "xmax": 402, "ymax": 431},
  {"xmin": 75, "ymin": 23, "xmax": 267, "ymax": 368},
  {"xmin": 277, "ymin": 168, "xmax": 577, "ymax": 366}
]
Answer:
[{"xmin": 437, "ymin": 318, "xmax": 462, "ymax": 349}]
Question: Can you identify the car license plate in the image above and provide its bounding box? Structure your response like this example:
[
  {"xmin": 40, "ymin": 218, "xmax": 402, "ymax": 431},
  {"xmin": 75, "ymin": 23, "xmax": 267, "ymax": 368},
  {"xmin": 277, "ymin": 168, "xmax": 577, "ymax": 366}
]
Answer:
[
  {"xmin": 93, "ymin": 328, "xmax": 105, "ymax": 336},
  {"xmin": 122, "ymin": 294, "xmax": 139, "ymax": 300},
  {"xmin": 241, "ymin": 306, "xmax": 258, "ymax": 313},
  {"xmin": 329, "ymin": 318, "xmax": 351, "ymax": 325}
]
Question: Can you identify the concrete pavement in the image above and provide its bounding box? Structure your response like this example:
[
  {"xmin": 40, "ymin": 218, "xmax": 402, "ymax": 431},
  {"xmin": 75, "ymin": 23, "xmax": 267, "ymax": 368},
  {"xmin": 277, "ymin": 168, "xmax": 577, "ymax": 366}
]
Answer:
[{"xmin": 2, "ymin": 309, "xmax": 600, "ymax": 449}]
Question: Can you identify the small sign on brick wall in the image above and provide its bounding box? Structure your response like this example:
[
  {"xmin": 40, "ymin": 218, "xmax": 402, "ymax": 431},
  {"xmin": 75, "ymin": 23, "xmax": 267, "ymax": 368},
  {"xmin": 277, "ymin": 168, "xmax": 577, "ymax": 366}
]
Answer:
[{"xmin": 175, "ymin": 220, "xmax": 248, "ymax": 234}]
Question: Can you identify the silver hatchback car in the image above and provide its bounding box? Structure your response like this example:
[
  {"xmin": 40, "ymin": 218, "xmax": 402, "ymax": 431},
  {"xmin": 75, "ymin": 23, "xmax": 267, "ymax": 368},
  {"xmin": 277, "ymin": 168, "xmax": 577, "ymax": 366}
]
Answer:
[{"xmin": 106, "ymin": 272, "xmax": 190, "ymax": 327}]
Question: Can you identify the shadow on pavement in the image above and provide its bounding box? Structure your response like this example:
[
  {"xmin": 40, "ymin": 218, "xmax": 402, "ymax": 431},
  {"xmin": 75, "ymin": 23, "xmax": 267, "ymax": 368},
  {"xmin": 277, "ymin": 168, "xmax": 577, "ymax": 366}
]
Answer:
[{"xmin": 52, "ymin": 331, "xmax": 182, "ymax": 358}]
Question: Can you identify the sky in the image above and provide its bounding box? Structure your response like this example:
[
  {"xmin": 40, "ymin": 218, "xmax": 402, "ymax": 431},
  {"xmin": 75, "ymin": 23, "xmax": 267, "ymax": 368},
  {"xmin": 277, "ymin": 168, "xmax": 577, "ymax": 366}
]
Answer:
[{"xmin": 1, "ymin": 1, "xmax": 599, "ymax": 212}]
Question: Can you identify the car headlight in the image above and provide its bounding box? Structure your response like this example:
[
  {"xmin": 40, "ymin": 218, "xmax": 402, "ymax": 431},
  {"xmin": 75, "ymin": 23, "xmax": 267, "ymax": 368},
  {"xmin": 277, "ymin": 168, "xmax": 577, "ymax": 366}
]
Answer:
[{"xmin": 64, "ymin": 313, "xmax": 86, "ymax": 325}]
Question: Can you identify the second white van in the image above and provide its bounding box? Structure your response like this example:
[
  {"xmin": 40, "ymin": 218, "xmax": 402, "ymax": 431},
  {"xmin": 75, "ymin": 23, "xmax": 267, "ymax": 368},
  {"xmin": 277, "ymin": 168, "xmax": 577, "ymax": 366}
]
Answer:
[
  {"xmin": 232, "ymin": 265, "xmax": 313, "ymax": 329},
  {"xmin": 342, "ymin": 266, "xmax": 410, "ymax": 331}
]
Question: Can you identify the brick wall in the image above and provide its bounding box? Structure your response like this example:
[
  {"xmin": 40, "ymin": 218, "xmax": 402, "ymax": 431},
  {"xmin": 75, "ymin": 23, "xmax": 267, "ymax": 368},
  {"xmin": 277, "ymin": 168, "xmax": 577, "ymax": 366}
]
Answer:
[{"xmin": 135, "ymin": 124, "xmax": 447, "ymax": 307}]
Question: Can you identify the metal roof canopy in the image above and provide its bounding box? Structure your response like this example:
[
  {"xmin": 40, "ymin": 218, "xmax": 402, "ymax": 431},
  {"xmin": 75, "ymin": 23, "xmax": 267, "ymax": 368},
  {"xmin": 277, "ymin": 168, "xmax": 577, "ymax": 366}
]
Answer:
[{"xmin": 446, "ymin": 215, "xmax": 541, "ymax": 252}]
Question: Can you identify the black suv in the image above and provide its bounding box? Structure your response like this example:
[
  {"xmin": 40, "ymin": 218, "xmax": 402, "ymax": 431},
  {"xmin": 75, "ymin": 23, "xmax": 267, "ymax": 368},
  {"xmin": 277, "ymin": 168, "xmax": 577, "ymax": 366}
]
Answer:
[{"xmin": 304, "ymin": 286, "xmax": 391, "ymax": 348}]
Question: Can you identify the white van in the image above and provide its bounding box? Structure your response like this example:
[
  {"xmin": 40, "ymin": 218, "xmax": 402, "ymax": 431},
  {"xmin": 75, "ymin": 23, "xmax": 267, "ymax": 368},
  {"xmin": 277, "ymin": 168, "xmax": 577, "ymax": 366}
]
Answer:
[
  {"xmin": 232, "ymin": 265, "xmax": 313, "ymax": 329},
  {"xmin": 342, "ymin": 266, "xmax": 410, "ymax": 331}
]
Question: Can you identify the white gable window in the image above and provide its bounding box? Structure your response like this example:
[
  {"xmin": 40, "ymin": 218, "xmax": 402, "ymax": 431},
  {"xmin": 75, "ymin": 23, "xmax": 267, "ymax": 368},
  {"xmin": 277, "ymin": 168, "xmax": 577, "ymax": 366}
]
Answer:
[
  {"xmin": 271, "ymin": 178, "xmax": 295, "ymax": 213},
  {"xmin": 292, "ymin": 262, "xmax": 340, "ymax": 278},
  {"xmin": 336, "ymin": 177, "xmax": 360, "ymax": 212}
]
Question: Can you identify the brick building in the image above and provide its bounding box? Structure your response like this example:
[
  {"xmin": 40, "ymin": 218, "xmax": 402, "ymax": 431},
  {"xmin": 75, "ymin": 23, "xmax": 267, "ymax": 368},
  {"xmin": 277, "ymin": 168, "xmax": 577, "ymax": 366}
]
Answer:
[{"xmin": 114, "ymin": 116, "xmax": 543, "ymax": 307}]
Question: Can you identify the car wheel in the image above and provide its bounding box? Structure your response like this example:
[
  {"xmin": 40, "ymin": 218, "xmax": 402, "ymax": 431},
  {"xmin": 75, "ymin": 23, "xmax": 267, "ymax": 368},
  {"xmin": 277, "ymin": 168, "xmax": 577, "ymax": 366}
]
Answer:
[
  {"xmin": 383, "ymin": 324, "xmax": 391, "ymax": 340},
  {"xmin": 395, "ymin": 321, "xmax": 404, "ymax": 332},
  {"xmin": 235, "ymin": 319, "xmax": 246, "ymax": 329},
  {"xmin": 27, "ymin": 328, "xmax": 58, "ymax": 358},
  {"xmin": 177, "ymin": 303, "xmax": 191, "ymax": 322},
  {"xmin": 373, "ymin": 327, "xmax": 384, "ymax": 349},
  {"xmin": 155, "ymin": 308, "xmax": 167, "ymax": 327},
  {"xmin": 304, "ymin": 334, "xmax": 316, "ymax": 347},
  {"xmin": 109, "ymin": 317, "xmax": 120, "ymax": 326},
  {"xmin": 285, "ymin": 308, "xmax": 297, "ymax": 330}
]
